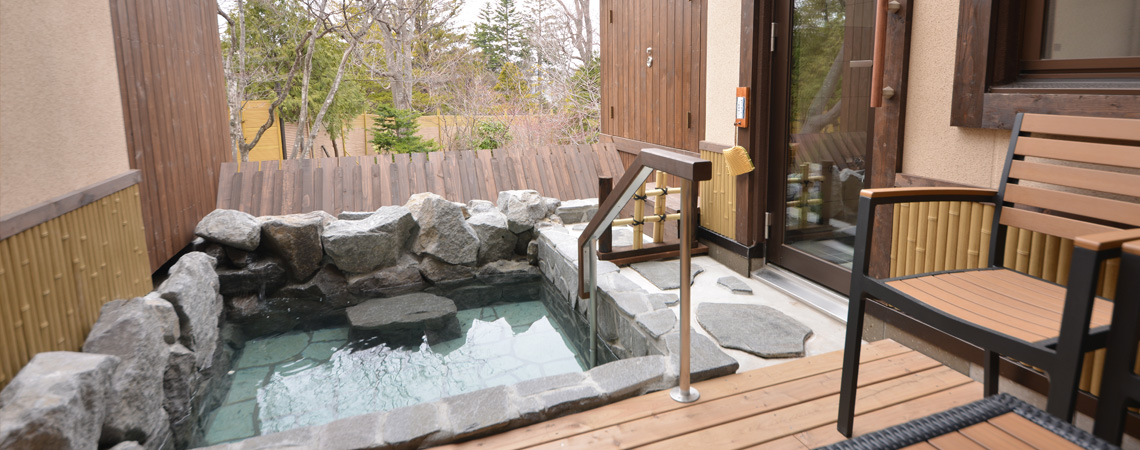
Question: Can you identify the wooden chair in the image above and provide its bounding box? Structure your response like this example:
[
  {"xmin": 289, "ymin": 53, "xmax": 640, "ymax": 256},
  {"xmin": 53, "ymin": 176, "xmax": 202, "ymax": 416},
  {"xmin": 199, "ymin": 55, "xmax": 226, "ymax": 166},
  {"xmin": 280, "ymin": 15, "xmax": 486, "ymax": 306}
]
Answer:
[
  {"xmin": 1094, "ymin": 239, "xmax": 1140, "ymax": 445},
  {"xmin": 837, "ymin": 113, "xmax": 1140, "ymax": 437}
]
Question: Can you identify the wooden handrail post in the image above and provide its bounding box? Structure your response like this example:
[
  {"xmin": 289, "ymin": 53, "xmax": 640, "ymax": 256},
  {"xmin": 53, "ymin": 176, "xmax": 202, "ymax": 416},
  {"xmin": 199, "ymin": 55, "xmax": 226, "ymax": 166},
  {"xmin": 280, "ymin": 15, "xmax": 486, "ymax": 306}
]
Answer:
[{"xmin": 599, "ymin": 177, "xmax": 613, "ymax": 254}]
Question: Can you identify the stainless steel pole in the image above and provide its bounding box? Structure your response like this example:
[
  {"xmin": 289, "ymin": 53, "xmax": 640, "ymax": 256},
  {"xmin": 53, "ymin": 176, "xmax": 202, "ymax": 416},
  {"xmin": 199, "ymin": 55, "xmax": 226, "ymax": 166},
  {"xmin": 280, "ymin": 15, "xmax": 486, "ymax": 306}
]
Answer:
[
  {"xmin": 588, "ymin": 237, "xmax": 598, "ymax": 368},
  {"xmin": 670, "ymin": 180, "xmax": 699, "ymax": 403}
]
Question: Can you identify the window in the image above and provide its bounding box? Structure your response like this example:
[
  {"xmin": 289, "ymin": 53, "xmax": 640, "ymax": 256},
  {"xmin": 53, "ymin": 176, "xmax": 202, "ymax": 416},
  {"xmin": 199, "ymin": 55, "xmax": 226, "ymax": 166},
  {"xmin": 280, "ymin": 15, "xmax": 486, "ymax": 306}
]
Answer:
[{"xmin": 950, "ymin": 0, "xmax": 1140, "ymax": 129}]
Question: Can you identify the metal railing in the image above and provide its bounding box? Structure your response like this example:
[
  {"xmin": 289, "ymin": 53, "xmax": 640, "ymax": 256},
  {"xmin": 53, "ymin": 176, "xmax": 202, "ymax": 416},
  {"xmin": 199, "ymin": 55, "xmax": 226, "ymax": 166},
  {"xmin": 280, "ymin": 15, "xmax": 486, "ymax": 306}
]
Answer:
[{"xmin": 577, "ymin": 148, "xmax": 712, "ymax": 403}]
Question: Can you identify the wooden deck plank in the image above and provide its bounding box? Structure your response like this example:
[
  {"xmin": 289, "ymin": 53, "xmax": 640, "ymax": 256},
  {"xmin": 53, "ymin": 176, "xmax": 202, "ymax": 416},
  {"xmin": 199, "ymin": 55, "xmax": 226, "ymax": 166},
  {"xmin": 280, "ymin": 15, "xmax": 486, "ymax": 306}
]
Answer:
[
  {"xmin": 745, "ymin": 436, "xmax": 809, "ymax": 450},
  {"xmin": 792, "ymin": 383, "xmax": 984, "ymax": 448},
  {"xmin": 528, "ymin": 352, "xmax": 947, "ymax": 450},
  {"xmin": 988, "ymin": 412, "xmax": 1082, "ymax": 450},
  {"xmin": 928, "ymin": 431, "xmax": 987, "ymax": 450},
  {"xmin": 439, "ymin": 340, "xmax": 912, "ymax": 450},
  {"xmin": 637, "ymin": 366, "xmax": 972, "ymax": 450},
  {"xmin": 958, "ymin": 421, "xmax": 1035, "ymax": 450}
]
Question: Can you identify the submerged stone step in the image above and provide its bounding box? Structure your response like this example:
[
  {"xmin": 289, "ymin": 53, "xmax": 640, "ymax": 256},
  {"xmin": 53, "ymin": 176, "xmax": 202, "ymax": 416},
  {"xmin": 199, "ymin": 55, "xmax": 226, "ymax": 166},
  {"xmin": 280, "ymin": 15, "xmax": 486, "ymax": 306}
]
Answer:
[
  {"xmin": 697, "ymin": 303, "xmax": 813, "ymax": 358},
  {"xmin": 346, "ymin": 293, "xmax": 461, "ymax": 347}
]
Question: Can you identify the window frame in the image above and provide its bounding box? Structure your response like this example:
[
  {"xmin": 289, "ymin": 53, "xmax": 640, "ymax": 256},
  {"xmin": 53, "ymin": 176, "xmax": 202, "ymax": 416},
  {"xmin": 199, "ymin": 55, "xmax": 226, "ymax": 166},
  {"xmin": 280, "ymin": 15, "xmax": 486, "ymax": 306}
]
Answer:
[{"xmin": 949, "ymin": 0, "xmax": 1140, "ymax": 129}]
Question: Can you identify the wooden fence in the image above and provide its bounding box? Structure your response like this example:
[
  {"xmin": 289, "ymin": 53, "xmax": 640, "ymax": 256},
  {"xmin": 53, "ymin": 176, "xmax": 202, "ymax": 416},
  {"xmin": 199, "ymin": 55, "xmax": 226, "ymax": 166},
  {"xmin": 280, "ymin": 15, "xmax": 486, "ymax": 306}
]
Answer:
[
  {"xmin": 216, "ymin": 144, "xmax": 625, "ymax": 216},
  {"xmin": 110, "ymin": 0, "xmax": 233, "ymax": 270}
]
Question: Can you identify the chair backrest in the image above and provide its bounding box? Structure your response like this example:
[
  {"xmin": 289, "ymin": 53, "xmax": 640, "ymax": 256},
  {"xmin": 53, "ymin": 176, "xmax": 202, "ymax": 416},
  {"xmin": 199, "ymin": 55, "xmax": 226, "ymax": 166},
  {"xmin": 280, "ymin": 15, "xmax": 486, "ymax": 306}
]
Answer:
[{"xmin": 990, "ymin": 113, "xmax": 1140, "ymax": 268}]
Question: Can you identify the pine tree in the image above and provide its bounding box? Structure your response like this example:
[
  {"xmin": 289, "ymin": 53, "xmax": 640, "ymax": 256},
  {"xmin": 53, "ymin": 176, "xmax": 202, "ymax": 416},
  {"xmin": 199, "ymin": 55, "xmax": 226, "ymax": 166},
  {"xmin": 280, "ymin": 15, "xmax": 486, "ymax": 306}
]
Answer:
[
  {"xmin": 371, "ymin": 105, "xmax": 438, "ymax": 154},
  {"xmin": 471, "ymin": 0, "xmax": 529, "ymax": 73}
]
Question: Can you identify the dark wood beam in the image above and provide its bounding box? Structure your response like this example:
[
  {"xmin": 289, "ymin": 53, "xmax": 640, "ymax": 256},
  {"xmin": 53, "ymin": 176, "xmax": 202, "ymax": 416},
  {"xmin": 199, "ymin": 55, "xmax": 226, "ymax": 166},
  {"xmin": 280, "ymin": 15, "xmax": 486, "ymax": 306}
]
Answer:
[{"xmin": 735, "ymin": 0, "xmax": 774, "ymax": 247}]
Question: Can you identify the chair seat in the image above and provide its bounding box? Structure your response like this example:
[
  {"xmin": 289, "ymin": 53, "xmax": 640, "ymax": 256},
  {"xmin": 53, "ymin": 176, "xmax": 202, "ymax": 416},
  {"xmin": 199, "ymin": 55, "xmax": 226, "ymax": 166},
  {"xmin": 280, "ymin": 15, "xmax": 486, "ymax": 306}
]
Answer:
[{"xmin": 886, "ymin": 268, "xmax": 1114, "ymax": 344}]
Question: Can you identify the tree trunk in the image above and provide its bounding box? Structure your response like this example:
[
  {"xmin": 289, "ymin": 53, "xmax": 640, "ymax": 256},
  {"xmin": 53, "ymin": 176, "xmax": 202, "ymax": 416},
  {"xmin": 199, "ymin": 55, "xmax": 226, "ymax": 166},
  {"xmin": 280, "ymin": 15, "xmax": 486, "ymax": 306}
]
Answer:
[
  {"xmin": 289, "ymin": 28, "xmax": 318, "ymax": 159},
  {"xmin": 305, "ymin": 40, "xmax": 359, "ymax": 157}
]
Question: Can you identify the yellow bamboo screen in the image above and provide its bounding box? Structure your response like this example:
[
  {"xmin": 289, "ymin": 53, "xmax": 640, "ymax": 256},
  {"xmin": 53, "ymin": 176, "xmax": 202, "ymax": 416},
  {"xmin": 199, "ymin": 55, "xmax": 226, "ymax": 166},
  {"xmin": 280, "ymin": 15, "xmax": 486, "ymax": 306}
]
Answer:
[
  {"xmin": 887, "ymin": 201, "xmax": 1123, "ymax": 397},
  {"xmin": 699, "ymin": 149, "xmax": 736, "ymax": 240},
  {"xmin": 0, "ymin": 185, "xmax": 153, "ymax": 390}
]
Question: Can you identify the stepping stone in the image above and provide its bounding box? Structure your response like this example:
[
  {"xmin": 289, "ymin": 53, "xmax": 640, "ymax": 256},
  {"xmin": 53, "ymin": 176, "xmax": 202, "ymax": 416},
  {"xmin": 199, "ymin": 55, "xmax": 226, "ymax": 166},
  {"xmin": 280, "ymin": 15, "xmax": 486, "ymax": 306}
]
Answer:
[
  {"xmin": 697, "ymin": 303, "xmax": 813, "ymax": 358},
  {"xmin": 346, "ymin": 293, "xmax": 460, "ymax": 347},
  {"xmin": 716, "ymin": 276, "xmax": 753, "ymax": 295},
  {"xmin": 629, "ymin": 261, "xmax": 703, "ymax": 290},
  {"xmin": 635, "ymin": 309, "xmax": 676, "ymax": 338}
]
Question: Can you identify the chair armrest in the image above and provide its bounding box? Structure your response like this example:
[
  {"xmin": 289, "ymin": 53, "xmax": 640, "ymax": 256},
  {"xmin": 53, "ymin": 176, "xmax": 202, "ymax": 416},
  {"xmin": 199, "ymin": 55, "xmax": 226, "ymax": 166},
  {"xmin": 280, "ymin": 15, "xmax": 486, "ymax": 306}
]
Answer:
[
  {"xmin": 859, "ymin": 187, "xmax": 998, "ymax": 204},
  {"xmin": 1074, "ymin": 229, "xmax": 1140, "ymax": 252},
  {"xmin": 1126, "ymin": 239, "xmax": 1140, "ymax": 257}
]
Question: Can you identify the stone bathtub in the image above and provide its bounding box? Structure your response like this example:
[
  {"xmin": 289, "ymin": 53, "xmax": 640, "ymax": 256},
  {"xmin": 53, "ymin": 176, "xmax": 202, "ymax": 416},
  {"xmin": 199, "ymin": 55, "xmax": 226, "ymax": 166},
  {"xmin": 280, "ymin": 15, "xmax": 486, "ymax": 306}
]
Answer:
[{"xmin": 0, "ymin": 190, "xmax": 737, "ymax": 450}]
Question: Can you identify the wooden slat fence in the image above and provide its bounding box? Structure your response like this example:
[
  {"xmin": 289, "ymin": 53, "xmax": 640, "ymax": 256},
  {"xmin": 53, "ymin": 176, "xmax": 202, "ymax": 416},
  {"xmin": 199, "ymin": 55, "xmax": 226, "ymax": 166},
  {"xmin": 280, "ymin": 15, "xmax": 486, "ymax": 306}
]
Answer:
[
  {"xmin": 216, "ymin": 144, "xmax": 625, "ymax": 216},
  {"xmin": 110, "ymin": 0, "xmax": 233, "ymax": 270}
]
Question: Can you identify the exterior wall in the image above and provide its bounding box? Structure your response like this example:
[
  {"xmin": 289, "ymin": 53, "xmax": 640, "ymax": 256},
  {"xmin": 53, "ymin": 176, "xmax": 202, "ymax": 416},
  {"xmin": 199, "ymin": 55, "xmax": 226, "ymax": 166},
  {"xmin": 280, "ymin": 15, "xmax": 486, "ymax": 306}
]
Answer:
[
  {"xmin": 0, "ymin": 0, "xmax": 131, "ymax": 216},
  {"xmin": 900, "ymin": 0, "xmax": 1008, "ymax": 189},
  {"xmin": 703, "ymin": 0, "xmax": 743, "ymax": 147}
]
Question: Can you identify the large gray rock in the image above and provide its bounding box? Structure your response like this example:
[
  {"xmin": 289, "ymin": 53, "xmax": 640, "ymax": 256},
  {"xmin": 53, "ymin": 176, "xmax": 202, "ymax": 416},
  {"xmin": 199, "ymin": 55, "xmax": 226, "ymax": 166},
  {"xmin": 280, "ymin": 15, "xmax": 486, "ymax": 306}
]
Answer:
[
  {"xmin": 157, "ymin": 252, "xmax": 223, "ymax": 370},
  {"xmin": 0, "ymin": 352, "xmax": 119, "ymax": 450},
  {"xmin": 337, "ymin": 211, "xmax": 373, "ymax": 220},
  {"xmin": 497, "ymin": 190, "xmax": 550, "ymax": 233},
  {"xmin": 315, "ymin": 411, "xmax": 383, "ymax": 450},
  {"xmin": 629, "ymin": 261, "xmax": 704, "ymax": 290},
  {"xmin": 588, "ymin": 356, "xmax": 666, "ymax": 400},
  {"xmin": 195, "ymin": 209, "xmax": 261, "ymax": 251},
  {"xmin": 404, "ymin": 192, "xmax": 444, "ymax": 219},
  {"xmin": 322, "ymin": 206, "xmax": 417, "ymax": 274},
  {"xmin": 635, "ymin": 309, "xmax": 676, "ymax": 339},
  {"xmin": 664, "ymin": 332, "xmax": 739, "ymax": 382},
  {"xmin": 162, "ymin": 345, "xmax": 197, "ymax": 450},
  {"xmin": 346, "ymin": 293, "xmax": 460, "ymax": 346},
  {"xmin": 468, "ymin": 211, "xmax": 517, "ymax": 264},
  {"xmin": 81, "ymin": 298, "xmax": 171, "ymax": 449},
  {"xmin": 260, "ymin": 212, "xmax": 333, "ymax": 280},
  {"xmin": 555, "ymin": 198, "xmax": 598, "ymax": 224},
  {"xmin": 466, "ymin": 199, "xmax": 496, "ymax": 215},
  {"xmin": 142, "ymin": 293, "xmax": 180, "ymax": 345},
  {"xmin": 346, "ymin": 257, "xmax": 426, "ymax": 298},
  {"xmin": 215, "ymin": 257, "xmax": 288, "ymax": 296},
  {"xmin": 442, "ymin": 385, "xmax": 518, "ymax": 440},
  {"xmin": 272, "ymin": 264, "xmax": 349, "ymax": 302},
  {"xmin": 418, "ymin": 256, "xmax": 475, "ymax": 285},
  {"xmin": 476, "ymin": 260, "xmax": 541, "ymax": 285},
  {"xmin": 412, "ymin": 197, "xmax": 480, "ymax": 266},
  {"xmin": 697, "ymin": 303, "xmax": 813, "ymax": 358}
]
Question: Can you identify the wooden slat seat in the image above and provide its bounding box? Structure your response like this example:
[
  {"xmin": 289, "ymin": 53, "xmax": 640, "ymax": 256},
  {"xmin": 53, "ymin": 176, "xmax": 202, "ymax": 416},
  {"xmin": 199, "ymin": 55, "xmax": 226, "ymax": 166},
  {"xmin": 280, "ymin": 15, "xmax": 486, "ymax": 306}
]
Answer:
[
  {"xmin": 886, "ymin": 269, "xmax": 1113, "ymax": 345},
  {"xmin": 839, "ymin": 113, "xmax": 1140, "ymax": 438}
]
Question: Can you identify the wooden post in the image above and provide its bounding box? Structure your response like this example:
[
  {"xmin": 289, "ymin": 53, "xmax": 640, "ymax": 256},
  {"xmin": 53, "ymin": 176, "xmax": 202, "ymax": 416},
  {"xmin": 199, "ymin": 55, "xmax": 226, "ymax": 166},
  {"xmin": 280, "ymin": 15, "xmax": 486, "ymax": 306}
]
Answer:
[{"xmin": 599, "ymin": 177, "xmax": 613, "ymax": 254}]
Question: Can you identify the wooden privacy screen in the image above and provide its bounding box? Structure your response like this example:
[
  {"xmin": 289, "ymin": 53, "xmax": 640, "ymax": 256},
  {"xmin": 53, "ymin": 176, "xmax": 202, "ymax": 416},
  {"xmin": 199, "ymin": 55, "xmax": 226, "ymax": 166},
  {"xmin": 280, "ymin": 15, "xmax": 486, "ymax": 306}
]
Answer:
[
  {"xmin": 215, "ymin": 145, "xmax": 625, "ymax": 216},
  {"xmin": 888, "ymin": 201, "xmax": 1124, "ymax": 398},
  {"xmin": 110, "ymin": 0, "xmax": 233, "ymax": 271},
  {"xmin": 599, "ymin": 0, "xmax": 705, "ymax": 152},
  {"xmin": 0, "ymin": 186, "xmax": 153, "ymax": 390}
]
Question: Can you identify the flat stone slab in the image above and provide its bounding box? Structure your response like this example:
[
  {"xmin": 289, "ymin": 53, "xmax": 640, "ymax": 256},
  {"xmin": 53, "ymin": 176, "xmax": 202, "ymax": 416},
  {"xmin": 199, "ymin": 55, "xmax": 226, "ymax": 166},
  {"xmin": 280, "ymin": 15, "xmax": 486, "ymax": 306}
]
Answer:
[
  {"xmin": 346, "ymin": 293, "xmax": 460, "ymax": 347},
  {"xmin": 697, "ymin": 303, "xmax": 813, "ymax": 358},
  {"xmin": 635, "ymin": 309, "xmax": 676, "ymax": 338},
  {"xmin": 664, "ymin": 332, "xmax": 739, "ymax": 382},
  {"xmin": 629, "ymin": 260, "xmax": 703, "ymax": 290},
  {"xmin": 716, "ymin": 276, "xmax": 753, "ymax": 295}
]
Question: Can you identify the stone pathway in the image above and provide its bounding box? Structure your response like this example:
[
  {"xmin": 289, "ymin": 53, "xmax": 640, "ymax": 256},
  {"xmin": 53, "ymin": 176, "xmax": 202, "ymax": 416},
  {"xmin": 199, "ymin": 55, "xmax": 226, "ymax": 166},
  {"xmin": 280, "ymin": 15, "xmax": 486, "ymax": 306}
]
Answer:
[
  {"xmin": 716, "ymin": 276, "xmax": 753, "ymax": 295},
  {"xmin": 696, "ymin": 303, "xmax": 814, "ymax": 358},
  {"xmin": 629, "ymin": 260, "xmax": 704, "ymax": 290}
]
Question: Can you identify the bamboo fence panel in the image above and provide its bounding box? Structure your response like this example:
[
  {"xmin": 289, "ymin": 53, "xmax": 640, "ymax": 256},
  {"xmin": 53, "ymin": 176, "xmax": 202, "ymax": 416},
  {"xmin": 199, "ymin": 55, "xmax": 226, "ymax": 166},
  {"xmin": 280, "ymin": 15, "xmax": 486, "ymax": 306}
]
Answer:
[
  {"xmin": 0, "ymin": 185, "xmax": 152, "ymax": 390},
  {"xmin": 698, "ymin": 150, "xmax": 736, "ymax": 240},
  {"xmin": 888, "ymin": 203, "xmax": 1121, "ymax": 397}
]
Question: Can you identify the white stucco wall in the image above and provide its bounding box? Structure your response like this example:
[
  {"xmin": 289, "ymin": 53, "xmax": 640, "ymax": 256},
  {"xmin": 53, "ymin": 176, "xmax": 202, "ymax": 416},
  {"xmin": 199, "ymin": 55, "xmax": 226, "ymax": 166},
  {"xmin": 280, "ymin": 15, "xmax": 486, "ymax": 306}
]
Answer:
[
  {"xmin": 703, "ymin": 0, "xmax": 743, "ymax": 146},
  {"xmin": 900, "ymin": 1, "xmax": 1010, "ymax": 189},
  {"xmin": 0, "ymin": 0, "xmax": 130, "ymax": 216}
]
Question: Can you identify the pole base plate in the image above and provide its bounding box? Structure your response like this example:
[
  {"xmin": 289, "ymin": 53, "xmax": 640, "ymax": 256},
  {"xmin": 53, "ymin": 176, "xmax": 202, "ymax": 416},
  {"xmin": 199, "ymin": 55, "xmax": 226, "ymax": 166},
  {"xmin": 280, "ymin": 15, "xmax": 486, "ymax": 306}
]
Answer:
[{"xmin": 670, "ymin": 386, "xmax": 700, "ymax": 403}]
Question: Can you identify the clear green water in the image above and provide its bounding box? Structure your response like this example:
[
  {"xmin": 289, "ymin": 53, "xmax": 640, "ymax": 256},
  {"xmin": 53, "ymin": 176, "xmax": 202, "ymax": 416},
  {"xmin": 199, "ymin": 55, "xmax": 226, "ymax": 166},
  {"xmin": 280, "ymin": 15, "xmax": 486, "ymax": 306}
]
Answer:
[{"xmin": 199, "ymin": 301, "xmax": 586, "ymax": 446}]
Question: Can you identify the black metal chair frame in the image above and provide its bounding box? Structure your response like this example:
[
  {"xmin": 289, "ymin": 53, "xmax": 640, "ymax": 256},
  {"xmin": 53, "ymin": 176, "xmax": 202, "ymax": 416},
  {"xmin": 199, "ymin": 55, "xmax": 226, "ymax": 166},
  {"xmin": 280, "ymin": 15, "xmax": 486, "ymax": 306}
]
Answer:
[
  {"xmin": 1094, "ymin": 239, "xmax": 1140, "ymax": 445},
  {"xmin": 838, "ymin": 113, "xmax": 1140, "ymax": 437}
]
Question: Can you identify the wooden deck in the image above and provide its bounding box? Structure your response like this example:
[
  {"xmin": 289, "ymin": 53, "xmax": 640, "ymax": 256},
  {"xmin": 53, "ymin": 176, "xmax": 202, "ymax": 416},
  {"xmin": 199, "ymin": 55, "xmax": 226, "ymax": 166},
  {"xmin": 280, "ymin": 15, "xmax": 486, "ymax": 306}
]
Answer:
[{"xmin": 436, "ymin": 340, "xmax": 985, "ymax": 450}]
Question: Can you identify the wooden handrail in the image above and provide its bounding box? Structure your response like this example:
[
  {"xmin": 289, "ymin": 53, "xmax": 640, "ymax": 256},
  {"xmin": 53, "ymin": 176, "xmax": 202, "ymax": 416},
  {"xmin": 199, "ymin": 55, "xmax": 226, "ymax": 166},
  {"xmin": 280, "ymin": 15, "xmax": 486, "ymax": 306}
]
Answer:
[
  {"xmin": 870, "ymin": 0, "xmax": 888, "ymax": 108},
  {"xmin": 577, "ymin": 148, "xmax": 712, "ymax": 299}
]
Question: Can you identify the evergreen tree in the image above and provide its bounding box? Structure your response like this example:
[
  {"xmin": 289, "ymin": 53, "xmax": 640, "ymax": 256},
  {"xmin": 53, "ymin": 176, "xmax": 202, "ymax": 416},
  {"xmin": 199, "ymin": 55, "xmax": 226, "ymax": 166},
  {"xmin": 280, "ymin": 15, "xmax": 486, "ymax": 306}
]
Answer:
[
  {"xmin": 471, "ymin": 0, "xmax": 529, "ymax": 73},
  {"xmin": 371, "ymin": 105, "xmax": 438, "ymax": 154}
]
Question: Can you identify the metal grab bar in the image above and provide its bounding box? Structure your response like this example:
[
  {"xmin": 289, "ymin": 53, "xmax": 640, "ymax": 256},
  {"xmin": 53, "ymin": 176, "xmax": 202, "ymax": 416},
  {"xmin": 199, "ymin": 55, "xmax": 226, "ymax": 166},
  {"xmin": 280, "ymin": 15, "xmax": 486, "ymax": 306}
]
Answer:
[{"xmin": 576, "ymin": 148, "xmax": 711, "ymax": 403}]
